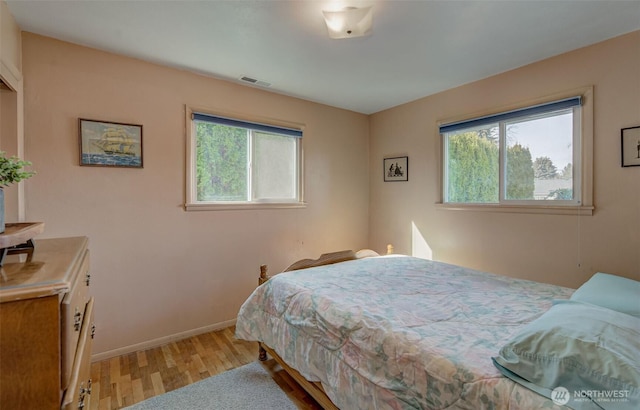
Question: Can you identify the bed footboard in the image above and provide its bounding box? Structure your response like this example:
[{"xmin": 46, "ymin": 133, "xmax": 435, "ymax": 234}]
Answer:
[{"xmin": 255, "ymin": 245, "xmax": 393, "ymax": 408}]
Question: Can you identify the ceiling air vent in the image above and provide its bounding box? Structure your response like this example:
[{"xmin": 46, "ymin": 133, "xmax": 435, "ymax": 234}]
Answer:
[{"xmin": 239, "ymin": 76, "xmax": 271, "ymax": 88}]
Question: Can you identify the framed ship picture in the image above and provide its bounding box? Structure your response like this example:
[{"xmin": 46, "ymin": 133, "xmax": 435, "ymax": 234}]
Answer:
[{"xmin": 79, "ymin": 118, "xmax": 143, "ymax": 168}]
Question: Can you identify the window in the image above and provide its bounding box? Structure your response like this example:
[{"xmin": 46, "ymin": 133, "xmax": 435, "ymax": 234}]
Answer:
[
  {"xmin": 440, "ymin": 94, "xmax": 592, "ymax": 213},
  {"xmin": 186, "ymin": 110, "xmax": 303, "ymax": 210}
]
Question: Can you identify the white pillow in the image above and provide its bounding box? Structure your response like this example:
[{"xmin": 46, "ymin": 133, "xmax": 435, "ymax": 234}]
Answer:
[{"xmin": 570, "ymin": 272, "xmax": 640, "ymax": 317}]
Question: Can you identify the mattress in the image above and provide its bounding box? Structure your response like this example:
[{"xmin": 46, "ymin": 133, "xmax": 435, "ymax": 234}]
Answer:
[{"xmin": 236, "ymin": 255, "xmax": 574, "ymax": 409}]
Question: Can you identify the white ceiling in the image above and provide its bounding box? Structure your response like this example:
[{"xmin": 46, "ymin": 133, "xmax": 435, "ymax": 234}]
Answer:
[{"xmin": 6, "ymin": 0, "xmax": 640, "ymax": 114}]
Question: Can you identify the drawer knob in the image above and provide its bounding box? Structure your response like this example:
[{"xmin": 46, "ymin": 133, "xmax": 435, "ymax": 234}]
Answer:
[
  {"xmin": 78, "ymin": 378, "xmax": 92, "ymax": 409},
  {"xmin": 80, "ymin": 378, "xmax": 92, "ymax": 395},
  {"xmin": 74, "ymin": 309, "xmax": 83, "ymax": 331}
]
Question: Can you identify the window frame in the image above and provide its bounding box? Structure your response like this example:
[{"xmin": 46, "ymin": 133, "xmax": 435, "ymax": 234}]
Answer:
[
  {"xmin": 185, "ymin": 106, "xmax": 305, "ymax": 211},
  {"xmin": 437, "ymin": 87, "xmax": 594, "ymax": 216}
]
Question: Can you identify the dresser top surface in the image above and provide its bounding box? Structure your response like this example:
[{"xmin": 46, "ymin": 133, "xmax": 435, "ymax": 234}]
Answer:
[{"xmin": 0, "ymin": 237, "xmax": 88, "ymax": 303}]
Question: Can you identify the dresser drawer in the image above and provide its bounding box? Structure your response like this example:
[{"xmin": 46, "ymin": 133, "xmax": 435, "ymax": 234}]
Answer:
[
  {"xmin": 61, "ymin": 250, "xmax": 91, "ymax": 389},
  {"xmin": 62, "ymin": 297, "xmax": 95, "ymax": 410},
  {"xmin": 0, "ymin": 237, "xmax": 92, "ymax": 410}
]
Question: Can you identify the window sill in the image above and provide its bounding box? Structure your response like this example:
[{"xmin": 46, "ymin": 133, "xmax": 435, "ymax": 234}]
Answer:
[
  {"xmin": 435, "ymin": 203, "xmax": 594, "ymax": 216},
  {"xmin": 184, "ymin": 202, "xmax": 307, "ymax": 212}
]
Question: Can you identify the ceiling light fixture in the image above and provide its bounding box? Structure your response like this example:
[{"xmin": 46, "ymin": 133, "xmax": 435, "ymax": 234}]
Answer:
[{"xmin": 322, "ymin": 6, "xmax": 373, "ymax": 39}]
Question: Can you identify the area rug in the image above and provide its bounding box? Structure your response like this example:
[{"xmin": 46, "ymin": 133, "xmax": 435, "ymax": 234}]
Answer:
[{"xmin": 124, "ymin": 361, "xmax": 298, "ymax": 410}]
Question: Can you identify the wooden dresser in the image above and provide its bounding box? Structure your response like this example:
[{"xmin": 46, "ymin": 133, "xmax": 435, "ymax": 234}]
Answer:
[{"xmin": 0, "ymin": 237, "xmax": 94, "ymax": 410}]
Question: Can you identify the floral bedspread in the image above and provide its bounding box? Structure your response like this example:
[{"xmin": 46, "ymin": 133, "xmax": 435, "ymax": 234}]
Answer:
[{"xmin": 235, "ymin": 255, "xmax": 574, "ymax": 409}]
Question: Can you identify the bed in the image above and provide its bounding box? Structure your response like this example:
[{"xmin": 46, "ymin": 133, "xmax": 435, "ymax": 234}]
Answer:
[{"xmin": 235, "ymin": 249, "xmax": 640, "ymax": 410}]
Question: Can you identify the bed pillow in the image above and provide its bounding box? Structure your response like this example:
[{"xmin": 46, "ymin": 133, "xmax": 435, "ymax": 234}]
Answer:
[
  {"xmin": 570, "ymin": 272, "xmax": 640, "ymax": 318},
  {"xmin": 493, "ymin": 300, "xmax": 640, "ymax": 409}
]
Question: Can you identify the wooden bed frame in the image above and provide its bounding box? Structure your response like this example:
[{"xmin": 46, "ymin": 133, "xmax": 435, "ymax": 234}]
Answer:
[{"xmin": 256, "ymin": 245, "xmax": 394, "ymax": 410}]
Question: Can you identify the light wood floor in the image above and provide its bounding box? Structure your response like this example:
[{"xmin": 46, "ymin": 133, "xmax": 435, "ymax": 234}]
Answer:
[{"xmin": 89, "ymin": 326, "xmax": 322, "ymax": 410}]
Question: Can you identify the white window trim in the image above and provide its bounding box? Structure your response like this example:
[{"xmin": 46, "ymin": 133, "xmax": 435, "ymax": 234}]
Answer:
[
  {"xmin": 436, "ymin": 86, "xmax": 594, "ymax": 216},
  {"xmin": 184, "ymin": 105, "xmax": 306, "ymax": 211}
]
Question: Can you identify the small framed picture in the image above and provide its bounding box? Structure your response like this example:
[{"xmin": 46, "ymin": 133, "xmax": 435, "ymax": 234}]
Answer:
[
  {"xmin": 79, "ymin": 118, "xmax": 143, "ymax": 168},
  {"xmin": 621, "ymin": 126, "xmax": 640, "ymax": 167},
  {"xmin": 384, "ymin": 156, "xmax": 408, "ymax": 182}
]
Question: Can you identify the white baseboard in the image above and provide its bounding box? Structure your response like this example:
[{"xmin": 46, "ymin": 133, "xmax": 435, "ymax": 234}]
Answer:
[{"xmin": 91, "ymin": 318, "xmax": 237, "ymax": 362}]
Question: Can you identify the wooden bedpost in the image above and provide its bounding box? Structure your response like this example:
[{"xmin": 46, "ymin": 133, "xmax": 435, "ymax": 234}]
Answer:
[
  {"xmin": 259, "ymin": 344, "xmax": 268, "ymax": 361},
  {"xmin": 387, "ymin": 244, "xmax": 394, "ymax": 254},
  {"xmin": 259, "ymin": 264, "xmax": 270, "ymax": 285},
  {"xmin": 258, "ymin": 264, "xmax": 270, "ymax": 361}
]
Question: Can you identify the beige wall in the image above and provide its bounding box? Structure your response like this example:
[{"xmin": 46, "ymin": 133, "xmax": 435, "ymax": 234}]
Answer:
[
  {"xmin": 369, "ymin": 31, "xmax": 640, "ymax": 288},
  {"xmin": 21, "ymin": 33, "xmax": 370, "ymax": 357},
  {"xmin": 1, "ymin": 0, "xmax": 21, "ymax": 76},
  {"xmin": 0, "ymin": 0, "xmax": 24, "ymax": 221},
  {"xmin": 0, "ymin": 88, "xmax": 20, "ymax": 221}
]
